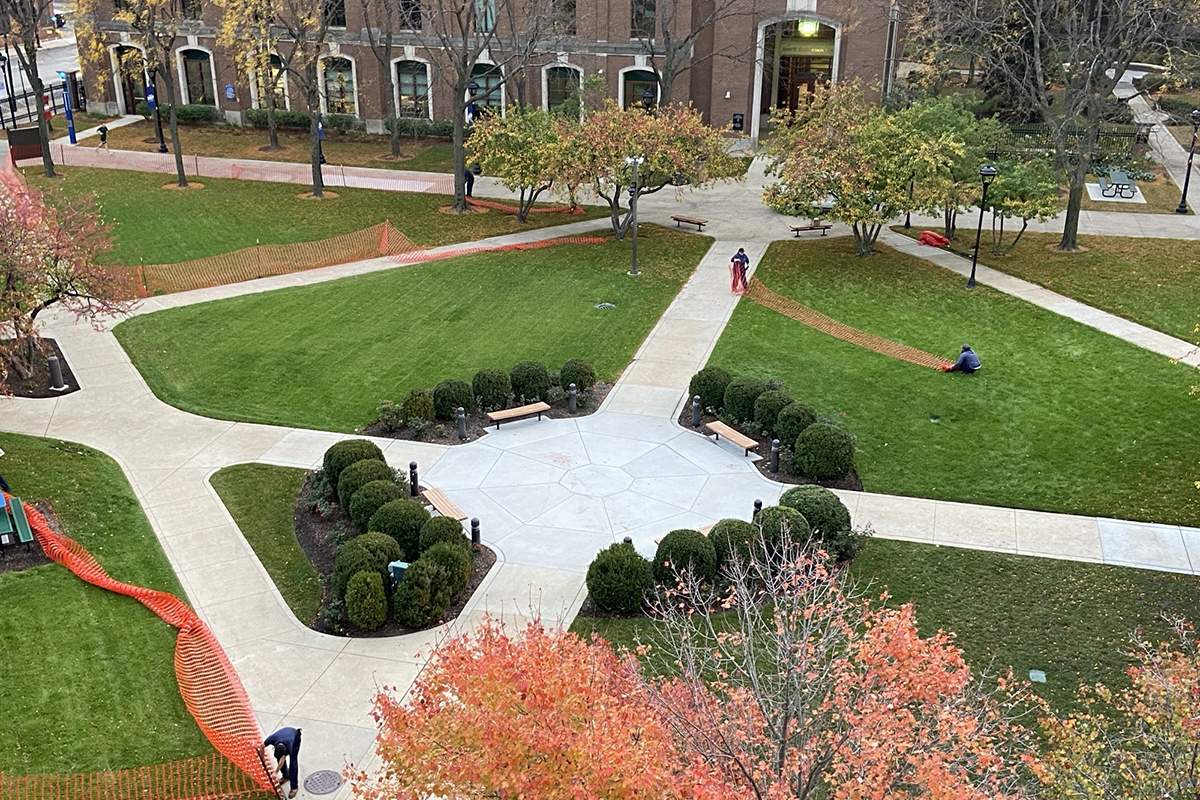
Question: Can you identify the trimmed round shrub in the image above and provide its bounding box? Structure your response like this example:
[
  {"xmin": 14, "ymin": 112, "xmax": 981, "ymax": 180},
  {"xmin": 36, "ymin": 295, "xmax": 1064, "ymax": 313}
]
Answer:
[
  {"xmin": 779, "ymin": 484, "xmax": 863, "ymax": 562},
  {"xmin": 653, "ymin": 529, "xmax": 717, "ymax": 585},
  {"xmin": 368, "ymin": 498, "xmax": 430, "ymax": 560},
  {"xmin": 393, "ymin": 558, "xmax": 453, "ymax": 628},
  {"xmin": 332, "ymin": 531, "xmax": 402, "ymax": 600},
  {"xmin": 689, "ymin": 366, "xmax": 731, "ymax": 413},
  {"xmin": 400, "ymin": 387, "xmax": 434, "ymax": 422},
  {"xmin": 510, "ymin": 361, "xmax": 552, "ymax": 403},
  {"xmin": 560, "ymin": 358, "xmax": 597, "ymax": 390},
  {"xmin": 708, "ymin": 518, "xmax": 758, "ymax": 573},
  {"xmin": 776, "ymin": 402, "xmax": 820, "ymax": 456},
  {"xmin": 754, "ymin": 389, "xmax": 794, "ymax": 437},
  {"xmin": 793, "ymin": 423, "xmax": 856, "ymax": 480},
  {"xmin": 323, "ymin": 439, "xmax": 385, "ymax": 490},
  {"xmin": 723, "ymin": 377, "xmax": 768, "ymax": 424},
  {"xmin": 345, "ymin": 570, "xmax": 387, "ymax": 630},
  {"xmin": 755, "ymin": 505, "xmax": 811, "ymax": 550},
  {"xmin": 433, "ymin": 378, "xmax": 474, "ymax": 420},
  {"xmin": 472, "ymin": 368, "xmax": 511, "ymax": 412},
  {"xmin": 423, "ymin": 540, "xmax": 472, "ymax": 594},
  {"xmin": 418, "ymin": 515, "xmax": 468, "ymax": 554},
  {"xmin": 337, "ymin": 458, "xmax": 396, "ymax": 509},
  {"xmin": 586, "ymin": 542, "xmax": 653, "ymax": 614},
  {"xmin": 349, "ymin": 480, "xmax": 405, "ymax": 531}
]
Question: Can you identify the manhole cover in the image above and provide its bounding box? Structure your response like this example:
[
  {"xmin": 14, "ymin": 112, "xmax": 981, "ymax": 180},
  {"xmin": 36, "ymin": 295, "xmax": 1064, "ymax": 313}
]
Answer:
[
  {"xmin": 304, "ymin": 770, "xmax": 343, "ymax": 795},
  {"xmin": 595, "ymin": 302, "xmax": 616, "ymax": 309}
]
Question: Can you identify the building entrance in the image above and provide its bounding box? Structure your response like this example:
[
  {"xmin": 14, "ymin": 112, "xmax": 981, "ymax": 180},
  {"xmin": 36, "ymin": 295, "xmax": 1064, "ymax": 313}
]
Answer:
[{"xmin": 759, "ymin": 19, "xmax": 836, "ymax": 117}]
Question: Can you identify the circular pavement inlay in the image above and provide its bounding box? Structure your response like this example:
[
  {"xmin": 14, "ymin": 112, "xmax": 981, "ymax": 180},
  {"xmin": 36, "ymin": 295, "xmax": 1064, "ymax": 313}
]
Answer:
[{"xmin": 304, "ymin": 770, "xmax": 344, "ymax": 795}]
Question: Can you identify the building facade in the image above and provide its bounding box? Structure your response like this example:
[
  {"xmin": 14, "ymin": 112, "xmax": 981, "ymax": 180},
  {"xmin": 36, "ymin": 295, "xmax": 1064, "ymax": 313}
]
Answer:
[{"xmin": 81, "ymin": 0, "xmax": 899, "ymax": 145}]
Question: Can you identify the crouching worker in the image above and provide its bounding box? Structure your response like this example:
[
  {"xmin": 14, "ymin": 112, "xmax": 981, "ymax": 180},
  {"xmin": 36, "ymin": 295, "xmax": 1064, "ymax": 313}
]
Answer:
[
  {"xmin": 264, "ymin": 726, "xmax": 302, "ymax": 798},
  {"xmin": 942, "ymin": 344, "xmax": 981, "ymax": 374}
]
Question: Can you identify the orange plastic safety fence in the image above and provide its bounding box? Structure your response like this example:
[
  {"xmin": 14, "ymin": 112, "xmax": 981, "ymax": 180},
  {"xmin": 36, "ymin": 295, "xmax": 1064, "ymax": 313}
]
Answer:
[
  {"xmin": 0, "ymin": 753, "xmax": 268, "ymax": 800},
  {"xmin": 6, "ymin": 495, "xmax": 276, "ymax": 799},
  {"xmin": 389, "ymin": 235, "xmax": 609, "ymax": 266},
  {"xmin": 465, "ymin": 196, "xmax": 582, "ymax": 215},
  {"xmin": 137, "ymin": 222, "xmax": 418, "ymax": 295},
  {"xmin": 744, "ymin": 279, "xmax": 953, "ymax": 370}
]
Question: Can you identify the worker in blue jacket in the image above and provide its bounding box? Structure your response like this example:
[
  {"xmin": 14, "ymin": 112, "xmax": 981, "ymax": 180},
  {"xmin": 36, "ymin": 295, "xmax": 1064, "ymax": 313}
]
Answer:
[
  {"xmin": 942, "ymin": 344, "xmax": 982, "ymax": 374},
  {"xmin": 264, "ymin": 727, "xmax": 302, "ymax": 798}
]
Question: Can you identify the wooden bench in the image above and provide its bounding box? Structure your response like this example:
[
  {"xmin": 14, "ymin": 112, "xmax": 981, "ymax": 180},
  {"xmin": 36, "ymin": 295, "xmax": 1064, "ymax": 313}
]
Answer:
[
  {"xmin": 424, "ymin": 487, "xmax": 468, "ymax": 521},
  {"xmin": 790, "ymin": 220, "xmax": 833, "ymax": 237},
  {"xmin": 706, "ymin": 421, "xmax": 758, "ymax": 457},
  {"xmin": 671, "ymin": 214, "xmax": 708, "ymax": 231},
  {"xmin": 10, "ymin": 498, "xmax": 33, "ymax": 549},
  {"xmin": 486, "ymin": 401, "xmax": 551, "ymax": 430}
]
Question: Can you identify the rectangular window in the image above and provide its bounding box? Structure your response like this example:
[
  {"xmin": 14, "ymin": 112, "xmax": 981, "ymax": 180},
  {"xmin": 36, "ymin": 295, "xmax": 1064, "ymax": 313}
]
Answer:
[
  {"xmin": 181, "ymin": 0, "xmax": 202, "ymax": 20},
  {"xmin": 323, "ymin": 57, "xmax": 356, "ymax": 114},
  {"xmin": 325, "ymin": 0, "xmax": 346, "ymax": 27},
  {"xmin": 631, "ymin": 0, "xmax": 654, "ymax": 39},
  {"xmin": 396, "ymin": 61, "xmax": 429, "ymax": 117},
  {"xmin": 399, "ymin": 0, "xmax": 421, "ymax": 30},
  {"xmin": 182, "ymin": 50, "xmax": 215, "ymax": 105},
  {"xmin": 472, "ymin": 67, "xmax": 503, "ymax": 114},
  {"xmin": 552, "ymin": 0, "xmax": 575, "ymax": 35},
  {"xmin": 474, "ymin": 0, "xmax": 495, "ymax": 33},
  {"xmin": 546, "ymin": 66, "xmax": 578, "ymax": 109}
]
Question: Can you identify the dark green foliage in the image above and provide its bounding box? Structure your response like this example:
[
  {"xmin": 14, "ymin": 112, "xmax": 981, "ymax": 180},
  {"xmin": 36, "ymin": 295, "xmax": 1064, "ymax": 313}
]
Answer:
[
  {"xmin": 779, "ymin": 484, "xmax": 863, "ymax": 562},
  {"xmin": 560, "ymin": 359, "xmax": 597, "ymax": 390},
  {"xmin": 510, "ymin": 361, "xmax": 552, "ymax": 403},
  {"xmin": 754, "ymin": 389, "xmax": 794, "ymax": 436},
  {"xmin": 384, "ymin": 116, "xmax": 456, "ymax": 138},
  {"xmin": 653, "ymin": 529, "xmax": 717, "ymax": 585},
  {"xmin": 472, "ymin": 368, "xmax": 511, "ymax": 412},
  {"xmin": 793, "ymin": 423, "xmax": 856, "ymax": 479},
  {"xmin": 422, "ymin": 541, "xmax": 472, "ymax": 594},
  {"xmin": 323, "ymin": 439, "xmax": 385, "ymax": 491},
  {"xmin": 755, "ymin": 505, "xmax": 811, "ymax": 550},
  {"xmin": 349, "ymin": 480, "xmax": 405, "ymax": 531},
  {"xmin": 689, "ymin": 366, "xmax": 732, "ymax": 412},
  {"xmin": 243, "ymin": 108, "xmax": 312, "ymax": 129},
  {"xmin": 368, "ymin": 498, "xmax": 430, "ymax": 560},
  {"xmin": 723, "ymin": 377, "xmax": 768, "ymax": 424},
  {"xmin": 345, "ymin": 570, "xmax": 387, "ymax": 630},
  {"xmin": 400, "ymin": 388, "xmax": 434, "ymax": 422},
  {"xmin": 332, "ymin": 531, "xmax": 402, "ymax": 600},
  {"xmin": 708, "ymin": 518, "xmax": 758, "ymax": 572},
  {"xmin": 433, "ymin": 379, "xmax": 474, "ymax": 420},
  {"xmin": 586, "ymin": 542, "xmax": 653, "ymax": 614},
  {"xmin": 776, "ymin": 403, "xmax": 820, "ymax": 458},
  {"xmin": 393, "ymin": 558, "xmax": 454, "ymax": 628},
  {"xmin": 325, "ymin": 114, "xmax": 355, "ymax": 132},
  {"xmin": 337, "ymin": 458, "xmax": 396, "ymax": 509},
  {"xmin": 137, "ymin": 102, "xmax": 220, "ymax": 123},
  {"xmin": 419, "ymin": 515, "xmax": 468, "ymax": 554}
]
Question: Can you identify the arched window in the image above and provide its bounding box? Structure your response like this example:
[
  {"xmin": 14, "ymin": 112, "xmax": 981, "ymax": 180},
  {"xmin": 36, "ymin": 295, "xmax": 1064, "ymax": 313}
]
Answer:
[
  {"xmin": 622, "ymin": 69, "xmax": 658, "ymax": 109},
  {"xmin": 546, "ymin": 65, "xmax": 580, "ymax": 110},
  {"xmin": 396, "ymin": 60, "xmax": 430, "ymax": 117},
  {"xmin": 323, "ymin": 57, "xmax": 356, "ymax": 114},
  {"xmin": 114, "ymin": 46, "xmax": 145, "ymax": 116},
  {"xmin": 255, "ymin": 54, "xmax": 288, "ymax": 110},
  {"xmin": 181, "ymin": 49, "xmax": 215, "ymax": 105},
  {"xmin": 469, "ymin": 63, "xmax": 503, "ymax": 115}
]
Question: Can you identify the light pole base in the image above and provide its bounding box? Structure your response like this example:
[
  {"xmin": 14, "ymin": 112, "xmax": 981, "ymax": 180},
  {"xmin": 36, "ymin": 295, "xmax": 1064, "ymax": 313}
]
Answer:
[
  {"xmin": 1176, "ymin": 202, "xmax": 1189, "ymax": 214},
  {"xmin": 627, "ymin": 270, "xmax": 640, "ymax": 276}
]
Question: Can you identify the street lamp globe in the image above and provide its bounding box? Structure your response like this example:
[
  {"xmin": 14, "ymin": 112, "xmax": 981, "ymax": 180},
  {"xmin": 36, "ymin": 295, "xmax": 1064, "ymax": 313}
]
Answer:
[
  {"xmin": 642, "ymin": 87, "xmax": 655, "ymax": 109},
  {"xmin": 980, "ymin": 164, "xmax": 998, "ymax": 187}
]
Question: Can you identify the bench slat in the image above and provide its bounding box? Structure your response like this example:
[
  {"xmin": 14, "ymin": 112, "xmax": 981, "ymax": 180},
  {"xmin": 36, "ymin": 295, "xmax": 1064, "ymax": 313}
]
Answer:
[
  {"xmin": 11, "ymin": 498, "xmax": 33, "ymax": 544},
  {"xmin": 706, "ymin": 421, "xmax": 758, "ymax": 456},
  {"xmin": 424, "ymin": 487, "xmax": 468, "ymax": 521},
  {"xmin": 0, "ymin": 506, "xmax": 13, "ymax": 536}
]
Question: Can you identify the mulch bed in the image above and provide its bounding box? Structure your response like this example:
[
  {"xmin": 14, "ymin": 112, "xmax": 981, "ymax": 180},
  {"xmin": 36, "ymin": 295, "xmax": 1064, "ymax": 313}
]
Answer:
[
  {"xmin": 1, "ymin": 338, "xmax": 80, "ymax": 398},
  {"xmin": 362, "ymin": 382, "xmax": 613, "ymax": 445},
  {"xmin": 677, "ymin": 409, "xmax": 864, "ymax": 492},
  {"xmin": 0, "ymin": 500, "xmax": 57, "ymax": 574},
  {"xmin": 292, "ymin": 472, "xmax": 495, "ymax": 637}
]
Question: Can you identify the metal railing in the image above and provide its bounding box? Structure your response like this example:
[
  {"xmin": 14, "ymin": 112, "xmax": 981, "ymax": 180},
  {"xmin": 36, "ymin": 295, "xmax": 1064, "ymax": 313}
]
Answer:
[{"xmin": 0, "ymin": 79, "xmax": 69, "ymax": 130}]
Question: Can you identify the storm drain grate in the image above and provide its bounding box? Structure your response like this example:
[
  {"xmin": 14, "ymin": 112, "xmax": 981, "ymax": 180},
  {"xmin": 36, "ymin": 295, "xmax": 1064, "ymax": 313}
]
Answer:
[
  {"xmin": 304, "ymin": 770, "xmax": 344, "ymax": 795},
  {"xmin": 595, "ymin": 302, "xmax": 617, "ymax": 309}
]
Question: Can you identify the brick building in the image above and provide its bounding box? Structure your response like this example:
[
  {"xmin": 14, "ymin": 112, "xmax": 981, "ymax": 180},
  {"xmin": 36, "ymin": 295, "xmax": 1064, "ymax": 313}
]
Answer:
[{"xmin": 81, "ymin": 0, "xmax": 899, "ymax": 145}]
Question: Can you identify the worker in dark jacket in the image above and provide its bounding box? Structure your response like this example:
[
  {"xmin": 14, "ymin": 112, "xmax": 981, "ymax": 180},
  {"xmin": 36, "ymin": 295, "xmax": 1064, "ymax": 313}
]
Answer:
[
  {"xmin": 264, "ymin": 727, "xmax": 302, "ymax": 798},
  {"xmin": 942, "ymin": 344, "xmax": 982, "ymax": 374}
]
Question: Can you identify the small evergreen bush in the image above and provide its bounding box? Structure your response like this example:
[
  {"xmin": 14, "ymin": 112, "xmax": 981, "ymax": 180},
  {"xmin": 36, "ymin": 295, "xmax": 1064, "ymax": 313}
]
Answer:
[
  {"xmin": 422, "ymin": 540, "xmax": 472, "ymax": 594},
  {"xmin": 510, "ymin": 361, "xmax": 552, "ymax": 403},
  {"xmin": 560, "ymin": 359, "xmax": 597, "ymax": 390},
  {"xmin": 776, "ymin": 403, "xmax": 820, "ymax": 458},
  {"xmin": 337, "ymin": 459, "xmax": 396, "ymax": 509},
  {"xmin": 723, "ymin": 377, "xmax": 768, "ymax": 424},
  {"xmin": 349, "ymin": 480, "xmax": 405, "ymax": 531},
  {"xmin": 586, "ymin": 542, "xmax": 653, "ymax": 614},
  {"xmin": 368, "ymin": 498, "xmax": 430, "ymax": 560},
  {"xmin": 433, "ymin": 378, "xmax": 474, "ymax": 420},
  {"xmin": 418, "ymin": 516, "xmax": 468, "ymax": 554},
  {"xmin": 400, "ymin": 388, "xmax": 434, "ymax": 422},
  {"xmin": 688, "ymin": 366, "xmax": 732, "ymax": 413},
  {"xmin": 243, "ymin": 107, "xmax": 311, "ymax": 129},
  {"xmin": 653, "ymin": 529, "xmax": 717, "ymax": 585},
  {"xmin": 779, "ymin": 484, "xmax": 864, "ymax": 562},
  {"xmin": 754, "ymin": 389, "xmax": 794, "ymax": 437},
  {"xmin": 332, "ymin": 531, "xmax": 402, "ymax": 600},
  {"xmin": 323, "ymin": 439, "xmax": 385, "ymax": 491},
  {"xmin": 472, "ymin": 368, "xmax": 511, "ymax": 411},
  {"xmin": 345, "ymin": 570, "xmax": 387, "ymax": 630},
  {"xmin": 793, "ymin": 423, "xmax": 856, "ymax": 479},
  {"xmin": 393, "ymin": 558, "xmax": 453, "ymax": 628},
  {"xmin": 708, "ymin": 518, "xmax": 758, "ymax": 572},
  {"xmin": 755, "ymin": 505, "xmax": 811, "ymax": 550}
]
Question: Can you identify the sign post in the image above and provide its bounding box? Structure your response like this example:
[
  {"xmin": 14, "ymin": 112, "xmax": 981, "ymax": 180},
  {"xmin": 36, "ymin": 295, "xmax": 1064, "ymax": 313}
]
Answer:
[{"xmin": 58, "ymin": 72, "xmax": 76, "ymax": 144}]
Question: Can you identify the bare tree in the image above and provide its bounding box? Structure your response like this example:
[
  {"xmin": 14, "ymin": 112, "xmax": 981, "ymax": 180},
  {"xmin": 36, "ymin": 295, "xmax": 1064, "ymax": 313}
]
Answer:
[
  {"xmin": 359, "ymin": 0, "xmax": 404, "ymax": 158},
  {"xmin": 272, "ymin": 0, "xmax": 335, "ymax": 196},
  {"xmin": 1, "ymin": 0, "xmax": 57, "ymax": 176},
  {"xmin": 216, "ymin": 0, "xmax": 286, "ymax": 149}
]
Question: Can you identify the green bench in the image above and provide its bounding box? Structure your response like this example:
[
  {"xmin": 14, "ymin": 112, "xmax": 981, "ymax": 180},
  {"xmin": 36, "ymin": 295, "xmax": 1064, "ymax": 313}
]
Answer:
[{"xmin": 0, "ymin": 496, "xmax": 34, "ymax": 552}]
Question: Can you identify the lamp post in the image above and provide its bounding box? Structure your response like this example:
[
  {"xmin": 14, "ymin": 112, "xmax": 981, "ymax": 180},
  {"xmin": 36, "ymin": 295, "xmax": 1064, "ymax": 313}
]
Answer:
[
  {"xmin": 317, "ymin": 112, "xmax": 326, "ymax": 164},
  {"xmin": 58, "ymin": 71, "xmax": 76, "ymax": 144},
  {"xmin": 1176, "ymin": 109, "xmax": 1200, "ymax": 214},
  {"xmin": 0, "ymin": 50, "xmax": 16, "ymax": 126},
  {"xmin": 903, "ymin": 176, "xmax": 913, "ymax": 228},
  {"xmin": 466, "ymin": 79, "xmax": 479, "ymax": 125},
  {"xmin": 967, "ymin": 164, "xmax": 998, "ymax": 289},
  {"xmin": 625, "ymin": 155, "xmax": 644, "ymax": 276},
  {"xmin": 642, "ymin": 86, "xmax": 655, "ymax": 111},
  {"xmin": 147, "ymin": 66, "xmax": 167, "ymax": 153}
]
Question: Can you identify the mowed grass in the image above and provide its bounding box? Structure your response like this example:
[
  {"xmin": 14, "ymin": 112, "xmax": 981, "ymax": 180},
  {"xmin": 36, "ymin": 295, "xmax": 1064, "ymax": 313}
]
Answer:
[
  {"xmin": 29, "ymin": 167, "xmax": 605, "ymax": 265},
  {"xmin": 0, "ymin": 433, "xmax": 210, "ymax": 773},
  {"xmin": 572, "ymin": 537, "xmax": 1200, "ymax": 710},
  {"xmin": 895, "ymin": 227, "xmax": 1200, "ymax": 341},
  {"xmin": 710, "ymin": 237, "xmax": 1200, "ymax": 527},
  {"xmin": 210, "ymin": 465, "xmax": 319, "ymax": 625},
  {"xmin": 114, "ymin": 226, "xmax": 712, "ymax": 431}
]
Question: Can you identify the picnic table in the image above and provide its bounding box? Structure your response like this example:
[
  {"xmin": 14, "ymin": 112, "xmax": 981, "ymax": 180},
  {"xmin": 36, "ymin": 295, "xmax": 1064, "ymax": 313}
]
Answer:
[{"xmin": 1100, "ymin": 170, "xmax": 1136, "ymax": 199}]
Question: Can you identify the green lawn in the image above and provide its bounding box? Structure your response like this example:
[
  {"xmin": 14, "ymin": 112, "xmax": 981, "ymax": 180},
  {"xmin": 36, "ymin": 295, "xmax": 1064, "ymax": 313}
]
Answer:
[
  {"xmin": 30, "ymin": 167, "xmax": 605, "ymax": 265},
  {"xmin": 210, "ymin": 465, "xmax": 319, "ymax": 625},
  {"xmin": 710, "ymin": 237, "xmax": 1200, "ymax": 527},
  {"xmin": 896, "ymin": 228, "xmax": 1200, "ymax": 341},
  {"xmin": 0, "ymin": 433, "xmax": 210, "ymax": 773},
  {"xmin": 571, "ymin": 537, "xmax": 1200, "ymax": 711},
  {"xmin": 114, "ymin": 226, "xmax": 712, "ymax": 431}
]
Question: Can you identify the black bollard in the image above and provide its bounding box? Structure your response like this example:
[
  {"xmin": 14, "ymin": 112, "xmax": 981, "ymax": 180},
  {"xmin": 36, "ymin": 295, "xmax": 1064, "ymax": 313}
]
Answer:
[
  {"xmin": 770, "ymin": 439, "xmax": 780, "ymax": 473},
  {"xmin": 692, "ymin": 395, "xmax": 702, "ymax": 427},
  {"xmin": 409, "ymin": 461, "xmax": 419, "ymax": 497},
  {"xmin": 568, "ymin": 383, "xmax": 577, "ymax": 414},
  {"xmin": 623, "ymin": 536, "xmax": 633, "ymax": 545},
  {"xmin": 471, "ymin": 517, "xmax": 481, "ymax": 546},
  {"xmin": 753, "ymin": 499, "xmax": 762, "ymax": 518},
  {"xmin": 48, "ymin": 356, "xmax": 65, "ymax": 391},
  {"xmin": 457, "ymin": 407, "xmax": 467, "ymax": 440}
]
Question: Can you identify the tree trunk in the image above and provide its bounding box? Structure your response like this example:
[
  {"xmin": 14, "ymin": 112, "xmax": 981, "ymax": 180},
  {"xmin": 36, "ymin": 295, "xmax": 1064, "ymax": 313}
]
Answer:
[
  {"xmin": 309, "ymin": 109, "xmax": 323, "ymax": 197},
  {"xmin": 159, "ymin": 71, "xmax": 189, "ymax": 188},
  {"xmin": 1058, "ymin": 179, "xmax": 1084, "ymax": 251},
  {"xmin": 381, "ymin": 44, "xmax": 400, "ymax": 158},
  {"xmin": 265, "ymin": 70, "xmax": 281, "ymax": 149},
  {"xmin": 1002, "ymin": 219, "xmax": 1029, "ymax": 255},
  {"xmin": 452, "ymin": 86, "xmax": 467, "ymax": 212}
]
